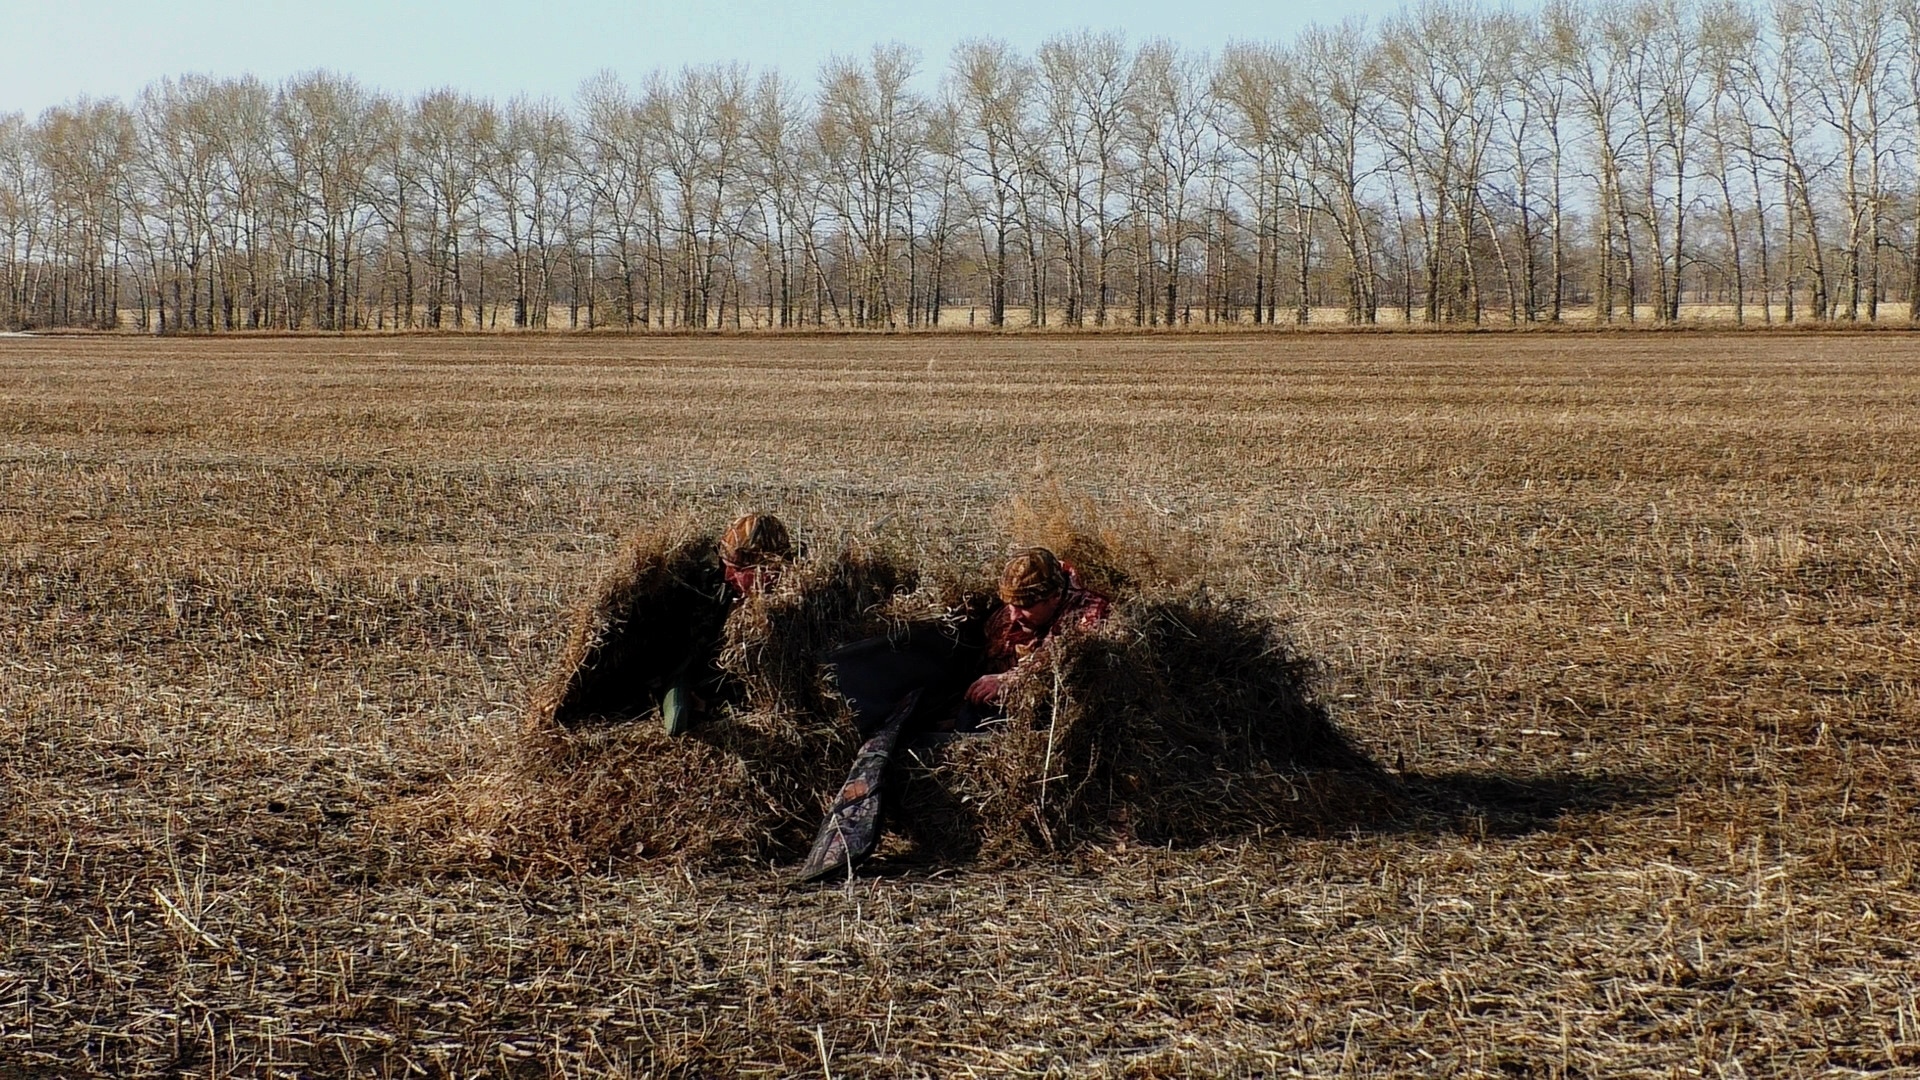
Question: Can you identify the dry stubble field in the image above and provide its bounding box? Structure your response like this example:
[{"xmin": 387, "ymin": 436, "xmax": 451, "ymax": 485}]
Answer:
[{"xmin": 2, "ymin": 331, "xmax": 1918, "ymax": 1078}]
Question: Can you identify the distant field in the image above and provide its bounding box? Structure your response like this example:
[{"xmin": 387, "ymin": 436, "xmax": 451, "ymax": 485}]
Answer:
[{"xmin": 3, "ymin": 333, "xmax": 1917, "ymax": 1077}]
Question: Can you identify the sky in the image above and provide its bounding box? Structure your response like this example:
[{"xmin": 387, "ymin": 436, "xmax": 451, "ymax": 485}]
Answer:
[{"xmin": 3, "ymin": 0, "xmax": 1423, "ymax": 116}]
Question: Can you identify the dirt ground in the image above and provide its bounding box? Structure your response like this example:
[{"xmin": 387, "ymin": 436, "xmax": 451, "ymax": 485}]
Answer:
[{"xmin": 2, "ymin": 331, "xmax": 1917, "ymax": 1077}]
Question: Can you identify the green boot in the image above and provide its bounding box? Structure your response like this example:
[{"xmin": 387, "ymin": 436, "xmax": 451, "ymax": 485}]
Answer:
[{"xmin": 662, "ymin": 682, "xmax": 696, "ymax": 737}]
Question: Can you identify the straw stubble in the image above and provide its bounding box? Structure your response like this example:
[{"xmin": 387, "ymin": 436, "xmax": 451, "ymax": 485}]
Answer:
[{"xmin": 2, "ymin": 332, "xmax": 1916, "ymax": 1076}]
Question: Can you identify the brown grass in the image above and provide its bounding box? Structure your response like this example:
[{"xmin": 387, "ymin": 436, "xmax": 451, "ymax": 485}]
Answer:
[
  {"xmin": 422, "ymin": 534, "xmax": 932, "ymax": 874},
  {"xmin": 443, "ymin": 484, "xmax": 1374, "ymax": 875},
  {"xmin": 895, "ymin": 588, "xmax": 1391, "ymax": 863},
  {"xmin": 3, "ymin": 332, "xmax": 1918, "ymax": 1076},
  {"xmin": 530, "ymin": 517, "xmax": 721, "ymax": 730}
]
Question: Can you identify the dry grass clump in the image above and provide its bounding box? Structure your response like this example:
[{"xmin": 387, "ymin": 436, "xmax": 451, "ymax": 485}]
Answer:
[
  {"xmin": 999, "ymin": 477, "xmax": 1208, "ymax": 594},
  {"xmin": 436, "ymin": 487, "xmax": 1377, "ymax": 872},
  {"xmin": 900, "ymin": 491, "xmax": 1384, "ymax": 861},
  {"xmin": 901, "ymin": 593, "xmax": 1387, "ymax": 861},
  {"xmin": 424, "ymin": 528, "xmax": 945, "ymax": 872},
  {"xmin": 715, "ymin": 533, "xmax": 935, "ymax": 715},
  {"xmin": 9, "ymin": 334, "xmax": 1920, "ymax": 1075},
  {"xmin": 530, "ymin": 516, "xmax": 723, "ymax": 730}
]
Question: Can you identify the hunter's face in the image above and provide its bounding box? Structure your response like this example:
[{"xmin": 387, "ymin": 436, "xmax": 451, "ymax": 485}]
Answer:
[
  {"xmin": 1008, "ymin": 592, "xmax": 1064, "ymax": 634},
  {"xmin": 723, "ymin": 559, "xmax": 780, "ymax": 595}
]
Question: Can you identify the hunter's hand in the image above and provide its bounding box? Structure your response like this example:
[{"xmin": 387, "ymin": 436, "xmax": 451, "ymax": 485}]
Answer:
[{"xmin": 964, "ymin": 674, "xmax": 1003, "ymax": 705}]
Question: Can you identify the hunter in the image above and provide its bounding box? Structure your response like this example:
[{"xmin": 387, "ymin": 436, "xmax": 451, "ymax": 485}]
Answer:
[
  {"xmin": 661, "ymin": 511, "xmax": 792, "ymax": 736},
  {"xmin": 797, "ymin": 546, "xmax": 1110, "ymax": 882},
  {"xmin": 960, "ymin": 546, "xmax": 1112, "ymax": 721}
]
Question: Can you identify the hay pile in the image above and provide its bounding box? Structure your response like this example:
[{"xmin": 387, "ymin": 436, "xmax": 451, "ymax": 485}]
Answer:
[
  {"xmin": 894, "ymin": 591, "xmax": 1386, "ymax": 862},
  {"xmin": 891, "ymin": 488, "xmax": 1388, "ymax": 862},
  {"xmin": 431, "ymin": 526, "xmax": 944, "ymax": 872},
  {"xmin": 424, "ymin": 494, "xmax": 1385, "ymax": 875},
  {"xmin": 530, "ymin": 524, "xmax": 727, "ymax": 730}
]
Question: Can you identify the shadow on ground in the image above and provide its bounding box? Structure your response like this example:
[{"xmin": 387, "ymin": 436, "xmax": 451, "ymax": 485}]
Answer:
[
  {"xmin": 1383, "ymin": 768, "xmax": 1670, "ymax": 838},
  {"xmin": 857, "ymin": 766, "xmax": 1673, "ymax": 878}
]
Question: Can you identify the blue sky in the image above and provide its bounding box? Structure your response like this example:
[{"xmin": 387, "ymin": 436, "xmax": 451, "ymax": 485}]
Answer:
[{"xmin": 4, "ymin": 0, "xmax": 1421, "ymax": 115}]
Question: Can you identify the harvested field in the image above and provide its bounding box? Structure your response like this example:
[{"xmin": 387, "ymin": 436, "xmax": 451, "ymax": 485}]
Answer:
[{"xmin": 3, "ymin": 331, "xmax": 1918, "ymax": 1077}]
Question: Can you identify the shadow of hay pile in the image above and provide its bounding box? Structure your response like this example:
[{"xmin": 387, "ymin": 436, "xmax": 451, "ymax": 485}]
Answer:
[
  {"xmin": 1395, "ymin": 769, "xmax": 1669, "ymax": 838},
  {"xmin": 895, "ymin": 592, "xmax": 1390, "ymax": 863}
]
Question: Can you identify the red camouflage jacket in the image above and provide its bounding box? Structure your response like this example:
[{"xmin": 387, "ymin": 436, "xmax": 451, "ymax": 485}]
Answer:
[{"xmin": 980, "ymin": 562, "xmax": 1111, "ymax": 677}]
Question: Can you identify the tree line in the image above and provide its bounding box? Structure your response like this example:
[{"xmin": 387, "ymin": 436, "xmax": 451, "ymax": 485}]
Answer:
[{"xmin": 5, "ymin": 0, "xmax": 1920, "ymax": 332}]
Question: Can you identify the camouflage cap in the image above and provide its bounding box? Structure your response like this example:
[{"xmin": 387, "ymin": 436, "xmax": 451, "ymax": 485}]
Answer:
[
  {"xmin": 721, "ymin": 513, "xmax": 793, "ymax": 566},
  {"xmin": 998, "ymin": 547, "xmax": 1068, "ymax": 606}
]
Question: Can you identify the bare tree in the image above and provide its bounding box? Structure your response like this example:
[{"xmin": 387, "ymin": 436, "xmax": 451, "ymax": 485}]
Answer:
[
  {"xmin": 273, "ymin": 72, "xmax": 380, "ymax": 329},
  {"xmin": 1036, "ymin": 31, "xmax": 1131, "ymax": 324},
  {"xmin": 406, "ymin": 89, "xmax": 495, "ymax": 328},
  {"xmin": 1546, "ymin": 0, "xmax": 1635, "ymax": 321},
  {"xmin": 32, "ymin": 98, "xmax": 136, "ymax": 328},
  {"xmin": 643, "ymin": 65, "xmax": 752, "ymax": 328},
  {"xmin": 1898, "ymin": 0, "xmax": 1920, "ymax": 320},
  {"xmin": 138, "ymin": 77, "xmax": 225, "ymax": 331},
  {"xmin": 24, "ymin": 0, "xmax": 1920, "ymax": 333},
  {"xmin": 1615, "ymin": 0, "xmax": 1706, "ymax": 323},
  {"xmin": 817, "ymin": 45, "xmax": 923, "ymax": 328},
  {"xmin": 198, "ymin": 76, "xmax": 276, "ymax": 329},
  {"xmin": 1515, "ymin": 15, "xmax": 1575, "ymax": 321},
  {"xmin": 917, "ymin": 92, "xmax": 968, "ymax": 326},
  {"xmin": 576, "ymin": 73, "xmax": 656, "ymax": 327},
  {"xmin": 1378, "ymin": 1, "xmax": 1509, "ymax": 324},
  {"xmin": 744, "ymin": 72, "xmax": 802, "ymax": 327},
  {"xmin": 1751, "ymin": 1, "xmax": 1830, "ymax": 320},
  {"xmin": 1295, "ymin": 23, "xmax": 1386, "ymax": 323},
  {"xmin": 1213, "ymin": 42, "xmax": 1289, "ymax": 324},
  {"xmin": 951, "ymin": 39, "xmax": 1031, "ymax": 326},
  {"xmin": 481, "ymin": 97, "xmax": 572, "ymax": 328},
  {"xmin": 0, "ymin": 111, "xmax": 43, "ymax": 328},
  {"xmin": 1805, "ymin": 0, "xmax": 1896, "ymax": 320},
  {"xmin": 1702, "ymin": 3, "xmax": 1750, "ymax": 321},
  {"xmin": 1126, "ymin": 40, "xmax": 1217, "ymax": 326}
]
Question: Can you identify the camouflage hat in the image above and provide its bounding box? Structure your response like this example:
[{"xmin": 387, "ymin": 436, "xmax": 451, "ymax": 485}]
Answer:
[
  {"xmin": 998, "ymin": 547, "xmax": 1068, "ymax": 606},
  {"xmin": 721, "ymin": 513, "xmax": 793, "ymax": 566}
]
